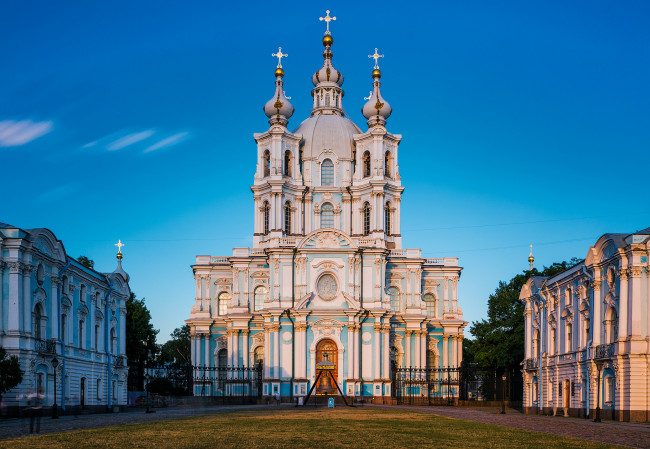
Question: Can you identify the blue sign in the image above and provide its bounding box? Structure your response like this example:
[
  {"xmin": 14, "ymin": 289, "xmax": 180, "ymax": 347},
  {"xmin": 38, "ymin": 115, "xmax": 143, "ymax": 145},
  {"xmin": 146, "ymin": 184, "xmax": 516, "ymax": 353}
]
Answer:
[{"xmin": 328, "ymin": 398, "xmax": 334, "ymax": 408}]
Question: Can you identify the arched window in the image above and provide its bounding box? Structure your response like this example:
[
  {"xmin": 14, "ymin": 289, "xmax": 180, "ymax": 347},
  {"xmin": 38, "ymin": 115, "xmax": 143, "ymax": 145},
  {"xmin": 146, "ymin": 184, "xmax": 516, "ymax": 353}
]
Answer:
[
  {"xmin": 34, "ymin": 304, "xmax": 43, "ymax": 340},
  {"xmin": 321, "ymin": 202, "xmax": 334, "ymax": 228},
  {"xmin": 606, "ymin": 308, "xmax": 618, "ymax": 344},
  {"xmin": 262, "ymin": 201, "xmax": 270, "ymax": 234},
  {"xmin": 566, "ymin": 323, "xmax": 572, "ymax": 352},
  {"xmin": 284, "ymin": 201, "xmax": 292, "ymax": 234},
  {"xmin": 218, "ymin": 291, "xmax": 230, "ymax": 316},
  {"xmin": 110, "ymin": 327, "xmax": 117, "ymax": 354},
  {"xmin": 387, "ymin": 286, "xmax": 400, "ymax": 312},
  {"xmin": 565, "ymin": 288, "xmax": 572, "ymax": 306},
  {"xmin": 254, "ymin": 286, "xmax": 267, "ymax": 312},
  {"xmin": 423, "ymin": 293, "xmax": 435, "ymax": 316},
  {"xmin": 362, "ymin": 202, "xmax": 371, "ymax": 236},
  {"xmin": 218, "ymin": 348, "xmax": 227, "ymax": 368},
  {"xmin": 254, "ymin": 346, "xmax": 264, "ymax": 367},
  {"xmin": 263, "ymin": 150, "xmax": 270, "ymax": 177},
  {"xmin": 284, "ymin": 150, "xmax": 292, "ymax": 177},
  {"xmin": 384, "ymin": 202, "xmax": 391, "ymax": 235},
  {"xmin": 362, "ymin": 151, "xmax": 371, "ymax": 178},
  {"xmin": 61, "ymin": 313, "xmax": 67, "ymax": 343},
  {"xmin": 533, "ymin": 329, "xmax": 540, "ymax": 356},
  {"xmin": 426, "ymin": 350, "xmax": 438, "ymax": 369},
  {"xmin": 321, "ymin": 158, "xmax": 334, "ymax": 186},
  {"xmin": 79, "ymin": 319, "xmax": 84, "ymax": 349},
  {"xmin": 550, "ymin": 328, "xmax": 556, "ymax": 355},
  {"xmin": 384, "ymin": 151, "xmax": 392, "ymax": 178},
  {"xmin": 584, "ymin": 318, "xmax": 590, "ymax": 348}
]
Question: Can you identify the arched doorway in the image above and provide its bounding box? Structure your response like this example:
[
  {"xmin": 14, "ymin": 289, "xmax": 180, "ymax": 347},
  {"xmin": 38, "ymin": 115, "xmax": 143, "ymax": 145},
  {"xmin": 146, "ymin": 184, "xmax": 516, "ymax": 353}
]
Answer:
[{"xmin": 315, "ymin": 339, "xmax": 338, "ymax": 394}]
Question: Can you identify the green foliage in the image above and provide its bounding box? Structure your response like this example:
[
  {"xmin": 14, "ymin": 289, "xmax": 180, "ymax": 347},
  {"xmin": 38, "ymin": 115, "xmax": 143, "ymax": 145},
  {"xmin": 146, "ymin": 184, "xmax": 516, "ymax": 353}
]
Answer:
[
  {"xmin": 160, "ymin": 325, "xmax": 191, "ymax": 364},
  {"xmin": 466, "ymin": 258, "xmax": 582, "ymax": 371},
  {"xmin": 77, "ymin": 256, "xmax": 94, "ymax": 269},
  {"xmin": 0, "ymin": 346, "xmax": 24, "ymax": 395},
  {"xmin": 126, "ymin": 293, "xmax": 159, "ymax": 390}
]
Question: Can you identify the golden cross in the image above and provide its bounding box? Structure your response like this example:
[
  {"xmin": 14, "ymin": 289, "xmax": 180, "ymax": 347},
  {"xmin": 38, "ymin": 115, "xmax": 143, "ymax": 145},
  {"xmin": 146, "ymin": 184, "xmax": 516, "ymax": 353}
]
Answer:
[
  {"xmin": 319, "ymin": 10, "xmax": 336, "ymax": 35},
  {"xmin": 272, "ymin": 47, "xmax": 288, "ymax": 68},
  {"xmin": 115, "ymin": 239, "xmax": 124, "ymax": 253},
  {"xmin": 369, "ymin": 48, "xmax": 384, "ymax": 69},
  {"xmin": 529, "ymin": 244, "xmax": 533, "ymax": 253}
]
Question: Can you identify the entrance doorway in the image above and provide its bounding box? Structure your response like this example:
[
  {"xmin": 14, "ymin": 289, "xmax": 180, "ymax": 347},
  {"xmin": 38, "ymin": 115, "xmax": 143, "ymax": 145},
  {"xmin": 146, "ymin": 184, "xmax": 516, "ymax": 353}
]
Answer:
[{"xmin": 315, "ymin": 339, "xmax": 337, "ymax": 394}]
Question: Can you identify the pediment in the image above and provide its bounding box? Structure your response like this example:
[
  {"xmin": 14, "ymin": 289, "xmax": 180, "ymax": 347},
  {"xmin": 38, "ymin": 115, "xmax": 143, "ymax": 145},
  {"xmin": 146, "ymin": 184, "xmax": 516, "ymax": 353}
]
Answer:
[
  {"xmin": 386, "ymin": 272, "xmax": 405, "ymax": 280},
  {"xmin": 250, "ymin": 271, "xmax": 269, "ymax": 279},
  {"xmin": 312, "ymin": 260, "xmax": 345, "ymax": 270},
  {"xmin": 298, "ymin": 229, "xmax": 355, "ymax": 250},
  {"xmin": 214, "ymin": 277, "xmax": 233, "ymax": 285},
  {"xmin": 423, "ymin": 278, "xmax": 439, "ymax": 286}
]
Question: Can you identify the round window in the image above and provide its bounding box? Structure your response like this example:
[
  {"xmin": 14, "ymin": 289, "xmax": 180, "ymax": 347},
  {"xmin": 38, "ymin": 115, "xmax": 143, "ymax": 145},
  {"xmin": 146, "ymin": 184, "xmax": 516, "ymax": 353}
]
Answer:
[{"xmin": 317, "ymin": 273, "xmax": 338, "ymax": 301}]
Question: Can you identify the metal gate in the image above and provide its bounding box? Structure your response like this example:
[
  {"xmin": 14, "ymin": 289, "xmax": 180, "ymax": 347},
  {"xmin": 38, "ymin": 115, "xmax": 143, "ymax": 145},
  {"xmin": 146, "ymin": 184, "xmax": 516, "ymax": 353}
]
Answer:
[{"xmin": 393, "ymin": 367, "xmax": 460, "ymax": 405}]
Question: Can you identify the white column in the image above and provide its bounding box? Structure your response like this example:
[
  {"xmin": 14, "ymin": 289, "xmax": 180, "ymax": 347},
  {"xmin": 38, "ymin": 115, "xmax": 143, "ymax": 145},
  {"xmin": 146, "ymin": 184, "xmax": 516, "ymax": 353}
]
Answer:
[
  {"xmin": 458, "ymin": 336, "xmax": 463, "ymax": 365},
  {"xmin": 203, "ymin": 334, "xmax": 209, "ymax": 367},
  {"xmin": 394, "ymin": 198, "xmax": 401, "ymax": 235},
  {"xmin": 618, "ymin": 269, "xmax": 628, "ymax": 339},
  {"xmin": 23, "ymin": 265, "xmax": 32, "ymax": 334},
  {"xmin": 227, "ymin": 330, "xmax": 233, "ymax": 367},
  {"xmin": 442, "ymin": 334, "xmax": 449, "ymax": 367},
  {"xmin": 592, "ymin": 281, "xmax": 602, "ymax": 346},
  {"xmin": 347, "ymin": 324, "xmax": 354, "ymax": 379},
  {"xmin": 420, "ymin": 331, "xmax": 426, "ymax": 369},
  {"xmin": 89, "ymin": 293, "xmax": 96, "ymax": 350},
  {"xmin": 405, "ymin": 330, "xmax": 412, "ymax": 367},
  {"xmin": 443, "ymin": 278, "xmax": 449, "ymax": 313},
  {"xmin": 452, "ymin": 336, "xmax": 458, "ymax": 368},
  {"xmin": 232, "ymin": 330, "xmax": 239, "ymax": 367},
  {"xmin": 8, "ymin": 263, "xmax": 21, "ymax": 333},
  {"xmin": 243, "ymin": 330, "xmax": 249, "ymax": 368},
  {"xmin": 629, "ymin": 267, "xmax": 642, "ymax": 336},
  {"xmin": 50, "ymin": 276, "xmax": 59, "ymax": 342},
  {"xmin": 264, "ymin": 326, "xmax": 271, "ymax": 378},
  {"xmin": 190, "ymin": 333, "xmax": 196, "ymax": 365},
  {"xmin": 353, "ymin": 325, "xmax": 359, "ymax": 379},
  {"xmin": 373, "ymin": 324, "xmax": 380, "ymax": 379},
  {"xmin": 120, "ymin": 308, "xmax": 126, "ymax": 355},
  {"xmin": 382, "ymin": 326, "xmax": 390, "ymax": 379},
  {"xmin": 414, "ymin": 330, "xmax": 421, "ymax": 369},
  {"xmin": 273, "ymin": 325, "xmax": 280, "ymax": 378}
]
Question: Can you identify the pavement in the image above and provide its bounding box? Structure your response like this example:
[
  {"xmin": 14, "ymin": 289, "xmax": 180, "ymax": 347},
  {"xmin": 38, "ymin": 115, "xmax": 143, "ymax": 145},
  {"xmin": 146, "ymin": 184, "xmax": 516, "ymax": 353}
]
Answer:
[
  {"xmin": 369, "ymin": 405, "xmax": 650, "ymax": 449},
  {"xmin": 1, "ymin": 403, "xmax": 648, "ymax": 448}
]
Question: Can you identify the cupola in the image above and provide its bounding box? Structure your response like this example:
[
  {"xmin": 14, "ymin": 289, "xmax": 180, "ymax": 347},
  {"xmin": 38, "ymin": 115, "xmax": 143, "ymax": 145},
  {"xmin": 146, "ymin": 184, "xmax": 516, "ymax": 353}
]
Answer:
[
  {"xmin": 362, "ymin": 48, "xmax": 392, "ymax": 127},
  {"xmin": 263, "ymin": 47, "xmax": 294, "ymax": 126}
]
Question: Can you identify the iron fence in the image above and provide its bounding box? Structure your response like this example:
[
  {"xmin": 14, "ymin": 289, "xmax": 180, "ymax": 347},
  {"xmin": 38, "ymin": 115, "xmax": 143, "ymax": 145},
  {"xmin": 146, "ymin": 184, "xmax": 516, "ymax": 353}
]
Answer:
[
  {"xmin": 392, "ymin": 367, "xmax": 460, "ymax": 405},
  {"xmin": 35, "ymin": 338, "xmax": 56, "ymax": 355}
]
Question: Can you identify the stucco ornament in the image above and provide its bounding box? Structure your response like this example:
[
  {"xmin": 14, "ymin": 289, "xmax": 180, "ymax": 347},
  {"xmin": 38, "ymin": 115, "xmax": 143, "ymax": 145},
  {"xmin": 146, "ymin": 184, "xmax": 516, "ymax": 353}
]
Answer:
[{"xmin": 317, "ymin": 273, "xmax": 338, "ymax": 300}]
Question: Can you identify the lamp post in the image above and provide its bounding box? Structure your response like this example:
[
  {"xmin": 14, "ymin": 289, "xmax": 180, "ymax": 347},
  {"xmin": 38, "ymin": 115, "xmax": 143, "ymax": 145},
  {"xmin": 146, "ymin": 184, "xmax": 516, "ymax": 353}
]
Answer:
[
  {"xmin": 500, "ymin": 374, "xmax": 507, "ymax": 414},
  {"xmin": 51, "ymin": 358, "xmax": 59, "ymax": 419},
  {"xmin": 594, "ymin": 360, "xmax": 604, "ymax": 423}
]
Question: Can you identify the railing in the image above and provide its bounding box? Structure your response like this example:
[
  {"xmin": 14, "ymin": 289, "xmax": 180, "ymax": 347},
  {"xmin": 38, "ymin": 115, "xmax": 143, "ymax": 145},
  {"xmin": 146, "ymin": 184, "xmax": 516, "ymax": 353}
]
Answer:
[
  {"xmin": 113, "ymin": 355, "xmax": 126, "ymax": 368},
  {"xmin": 595, "ymin": 343, "xmax": 615, "ymax": 359},
  {"xmin": 524, "ymin": 358, "xmax": 538, "ymax": 370},
  {"xmin": 423, "ymin": 257, "xmax": 459, "ymax": 267},
  {"xmin": 278, "ymin": 238, "xmax": 296, "ymax": 246},
  {"xmin": 389, "ymin": 249, "xmax": 422, "ymax": 258},
  {"xmin": 35, "ymin": 338, "xmax": 56, "ymax": 355},
  {"xmin": 358, "ymin": 238, "xmax": 378, "ymax": 247},
  {"xmin": 249, "ymin": 249, "xmax": 265, "ymax": 255},
  {"xmin": 210, "ymin": 257, "xmax": 229, "ymax": 263}
]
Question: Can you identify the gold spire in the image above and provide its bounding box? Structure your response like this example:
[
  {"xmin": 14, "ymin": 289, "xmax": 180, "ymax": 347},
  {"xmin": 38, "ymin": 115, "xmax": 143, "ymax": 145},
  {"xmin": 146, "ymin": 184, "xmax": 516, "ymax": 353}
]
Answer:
[
  {"xmin": 115, "ymin": 239, "xmax": 124, "ymax": 260},
  {"xmin": 319, "ymin": 10, "xmax": 336, "ymax": 35},
  {"xmin": 369, "ymin": 48, "xmax": 384, "ymax": 69},
  {"xmin": 528, "ymin": 244, "xmax": 535, "ymax": 270}
]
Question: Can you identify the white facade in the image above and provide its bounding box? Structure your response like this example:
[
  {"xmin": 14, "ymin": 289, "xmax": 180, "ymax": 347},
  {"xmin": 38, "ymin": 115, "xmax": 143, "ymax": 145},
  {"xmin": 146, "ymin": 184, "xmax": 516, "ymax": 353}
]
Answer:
[
  {"xmin": 187, "ymin": 27, "xmax": 466, "ymax": 401},
  {"xmin": 0, "ymin": 223, "xmax": 130, "ymax": 414},
  {"xmin": 520, "ymin": 228, "xmax": 650, "ymax": 421}
]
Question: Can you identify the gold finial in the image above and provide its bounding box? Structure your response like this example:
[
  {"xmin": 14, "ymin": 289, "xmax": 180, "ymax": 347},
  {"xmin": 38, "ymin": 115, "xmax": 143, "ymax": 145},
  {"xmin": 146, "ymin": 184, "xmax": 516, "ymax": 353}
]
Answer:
[
  {"xmin": 272, "ymin": 47, "xmax": 288, "ymax": 68},
  {"xmin": 528, "ymin": 244, "xmax": 535, "ymax": 270},
  {"xmin": 369, "ymin": 48, "xmax": 384, "ymax": 69},
  {"xmin": 319, "ymin": 10, "xmax": 336, "ymax": 35},
  {"xmin": 115, "ymin": 239, "xmax": 124, "ymax": 259}
]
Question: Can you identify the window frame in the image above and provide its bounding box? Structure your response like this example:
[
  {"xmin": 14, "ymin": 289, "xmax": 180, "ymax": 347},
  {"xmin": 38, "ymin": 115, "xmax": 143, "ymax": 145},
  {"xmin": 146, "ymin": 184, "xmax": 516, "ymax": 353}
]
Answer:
[
  {"xmin": 321, "ymin": 158, "xmax": 334, "ymax": 186},
  {"xmin": 321, "ymin": 202, "xmax": 334, "ymax": 228}
]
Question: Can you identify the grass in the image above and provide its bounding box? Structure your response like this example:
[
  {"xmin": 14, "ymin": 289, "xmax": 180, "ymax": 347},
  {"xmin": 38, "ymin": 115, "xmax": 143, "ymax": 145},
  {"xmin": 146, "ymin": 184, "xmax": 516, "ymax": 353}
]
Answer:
[{"xmin": 2, "ymin": 408, "xmax": 622, "ymax": 449}]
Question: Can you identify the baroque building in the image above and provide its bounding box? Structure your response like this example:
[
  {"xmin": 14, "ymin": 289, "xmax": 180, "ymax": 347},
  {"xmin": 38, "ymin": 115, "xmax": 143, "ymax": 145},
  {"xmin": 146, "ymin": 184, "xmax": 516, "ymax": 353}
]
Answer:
[
  {"xmin": 520, "ymin": 228, "xmax": 650, "ymax": 421},
  {"xmin": 187, "ymin": 14, "xmax": 466, "ymax": 402},
  {"xmin": 0, "ymin": 223, "xmax": 131, "ymax": 414}
]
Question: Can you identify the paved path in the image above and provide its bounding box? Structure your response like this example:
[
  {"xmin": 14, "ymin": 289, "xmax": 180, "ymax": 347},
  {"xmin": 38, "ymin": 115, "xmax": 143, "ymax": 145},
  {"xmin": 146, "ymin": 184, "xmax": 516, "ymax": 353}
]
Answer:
[
  {"xmin": 0, "ymin": 404, "xmax": 294, "ymax": 441},
  {"xmin": 369, "ymin": 405, "xmax": 650, "ymax": 449}
]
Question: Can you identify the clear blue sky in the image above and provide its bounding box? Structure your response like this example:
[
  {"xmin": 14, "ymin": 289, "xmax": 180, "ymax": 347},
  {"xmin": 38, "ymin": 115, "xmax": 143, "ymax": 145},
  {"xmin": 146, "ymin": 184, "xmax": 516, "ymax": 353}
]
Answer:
[{"xmin": 2, "ymin": 1, "xmax": 649, "ymax": 342}]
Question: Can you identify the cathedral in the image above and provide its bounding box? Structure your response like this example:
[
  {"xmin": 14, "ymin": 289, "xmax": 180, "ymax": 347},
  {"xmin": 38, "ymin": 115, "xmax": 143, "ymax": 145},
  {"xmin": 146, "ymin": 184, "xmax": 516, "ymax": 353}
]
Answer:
[{"xmin": 187, "ymin": 12, "xmax": 466, "ymax": 402}]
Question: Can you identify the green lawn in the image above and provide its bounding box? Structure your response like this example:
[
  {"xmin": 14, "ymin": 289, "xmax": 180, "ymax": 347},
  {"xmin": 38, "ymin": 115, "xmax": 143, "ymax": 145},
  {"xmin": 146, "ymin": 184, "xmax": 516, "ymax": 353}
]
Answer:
[{"xmin": 3, "ymin": 409, "xmax": 622, "ymax": 449}]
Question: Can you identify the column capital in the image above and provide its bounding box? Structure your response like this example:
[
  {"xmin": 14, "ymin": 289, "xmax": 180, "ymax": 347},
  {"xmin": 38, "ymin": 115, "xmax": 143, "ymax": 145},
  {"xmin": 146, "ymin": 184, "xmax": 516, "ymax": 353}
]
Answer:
[
  {"xmin": 8, "ymin": 261, "xmax": 22, "ymax": 274},
  {"xmin": 373, "ymin": 324, "xmax": 382, "ymax": 332},
  {"xmin": 405, "ymin": 329, "xmax": 413, "ymax": 336},
  {"xmin": 241, "ymin": 329, "xmax": 250, "ymax": 336}
]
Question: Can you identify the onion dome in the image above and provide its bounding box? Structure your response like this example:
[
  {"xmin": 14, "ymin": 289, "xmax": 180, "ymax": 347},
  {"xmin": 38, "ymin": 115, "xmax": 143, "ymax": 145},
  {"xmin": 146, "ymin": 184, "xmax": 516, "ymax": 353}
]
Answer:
[
  {"xmin": 362, "ymin": 50, "xmax": 392, "ymax": 127},
  {"xmin": 113, "ymin": 240, "xmax": 130, "ymax": 282},
  {"xmin": 263, "ymin": 47, "xmax": 294, "ymax": 126},
  {"xmin": 312, "ymin": 35, "xmax": 344, "ymax": 87}
]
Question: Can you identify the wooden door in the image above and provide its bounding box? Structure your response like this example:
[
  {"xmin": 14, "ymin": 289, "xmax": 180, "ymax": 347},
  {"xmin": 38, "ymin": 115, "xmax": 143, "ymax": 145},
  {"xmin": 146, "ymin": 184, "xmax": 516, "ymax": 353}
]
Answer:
[{"xmin": 316, "ymin": 339, "xmax": 338, "ymax": 394}]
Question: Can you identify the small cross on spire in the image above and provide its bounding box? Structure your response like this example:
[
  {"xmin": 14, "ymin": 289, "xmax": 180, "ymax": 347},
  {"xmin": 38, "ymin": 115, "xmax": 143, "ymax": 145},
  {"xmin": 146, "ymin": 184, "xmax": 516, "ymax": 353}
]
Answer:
[
  {"xmin": 369, "ymin": 48, "xmax": 384, "ymax": 69},
  {"xmin": 115, "ymin": 239, "xmax": 124, "ymax": 253},
  {"xmin": 272, "ymin": 47, "xmax": 288, "ymax": 68},
  {"xmin": 319, "ymin": 10, "xmax": 336, "ymax": 35}
]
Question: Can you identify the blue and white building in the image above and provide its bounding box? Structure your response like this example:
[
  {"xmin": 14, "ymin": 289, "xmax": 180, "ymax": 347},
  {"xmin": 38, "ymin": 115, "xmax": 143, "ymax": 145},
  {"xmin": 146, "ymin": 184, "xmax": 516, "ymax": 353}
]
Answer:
[
  {"xmin": 187, "ymin": 20, "xmax": 466, "ymax": 402},
  {"xmin": 0, "ymin": 223, "xmax": 130, "ymax": 414}
]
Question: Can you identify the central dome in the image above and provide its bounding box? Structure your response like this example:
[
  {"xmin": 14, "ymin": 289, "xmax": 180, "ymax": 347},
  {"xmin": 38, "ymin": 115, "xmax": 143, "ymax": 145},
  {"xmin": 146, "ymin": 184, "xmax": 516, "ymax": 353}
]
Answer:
[{"xmin": 293, "ymin": 114, "xmax": 362, "ymax": 159}]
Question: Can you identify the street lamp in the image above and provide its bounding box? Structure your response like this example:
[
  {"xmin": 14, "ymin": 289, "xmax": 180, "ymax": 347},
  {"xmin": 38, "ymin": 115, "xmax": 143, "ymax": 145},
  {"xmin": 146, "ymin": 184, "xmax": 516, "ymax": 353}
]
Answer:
[
  {"xmin": 500, "ymin": 374, "xmax": 507, "ymax": 414},
  {"xmin": 51, "ymin": 358, "xmax": 59, "ymax": 419},
  {"xmin": 594, "ymin": 360, "xmax": 604, "ymax": 423}
]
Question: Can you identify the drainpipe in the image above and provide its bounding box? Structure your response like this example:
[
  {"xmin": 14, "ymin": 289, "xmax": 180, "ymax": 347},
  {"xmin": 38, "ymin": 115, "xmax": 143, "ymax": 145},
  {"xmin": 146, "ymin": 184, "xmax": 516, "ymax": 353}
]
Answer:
[
  {"xmin": 56, "ymin": 261, "xmax": 71, "ymax": 412},
  {"xmin": 346, "ymin": 186, "xmax": 353, "ymax": 235},
  {"xmin": 104, "ymin": 282, "xmax": 114, "ymax": 411},
  {"xmin": 301, "ymin": 187, "xmax": 309, "ymax": 235}
]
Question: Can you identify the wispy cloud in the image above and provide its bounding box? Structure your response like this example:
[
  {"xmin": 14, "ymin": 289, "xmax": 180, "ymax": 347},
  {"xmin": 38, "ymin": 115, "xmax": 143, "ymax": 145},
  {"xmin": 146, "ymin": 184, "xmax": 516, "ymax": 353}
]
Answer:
[
  {"xmin": 143, "ymin": 132, "xmax": 190, "ymax": 153},
  {"xmin": 36, "ymin": 183, "xmax": 77, "ymax": 202},
  {"xmin": 106, "ymin": 130, "xmax": 155, "ymax": 151},
  {"xmin": 0, "ymin": 119, "xmax": 53, "ymax": 147}
]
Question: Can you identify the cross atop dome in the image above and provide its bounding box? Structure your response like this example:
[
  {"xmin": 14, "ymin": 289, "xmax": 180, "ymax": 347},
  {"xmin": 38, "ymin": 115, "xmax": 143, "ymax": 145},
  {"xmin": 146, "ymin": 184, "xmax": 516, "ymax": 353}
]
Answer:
[
  {"xmin": 272, "ymin": 47, "xmax": 287, "ymax": 68},
  {"xmin": 319, "ymin": 10, "xmax": 336, "ymax": 35},
  {"xmin": 369, "ymin": 48, "xmax": 384, "ymax": 69}
]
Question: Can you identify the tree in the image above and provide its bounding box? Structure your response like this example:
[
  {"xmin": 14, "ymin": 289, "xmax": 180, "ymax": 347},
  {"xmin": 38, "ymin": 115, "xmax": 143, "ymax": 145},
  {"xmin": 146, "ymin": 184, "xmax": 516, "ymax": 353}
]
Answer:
[
  {"xmin": 0, "ymin": 346, "xmax": 23, "ymax": 405},
  {"xmin": 126, "ymin": 293, "xmax": 159, "ymax": 391},
  {"xmin": 77, "ymin": 256, "xmax": 94, "ymax": 269},
  {"xmin": 160, "ymin": 325, "xmax": 191, "ymax": 364},
  {"xmin": 465, "ymin": 258, "xmax": 582, "ymax": 372}
]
